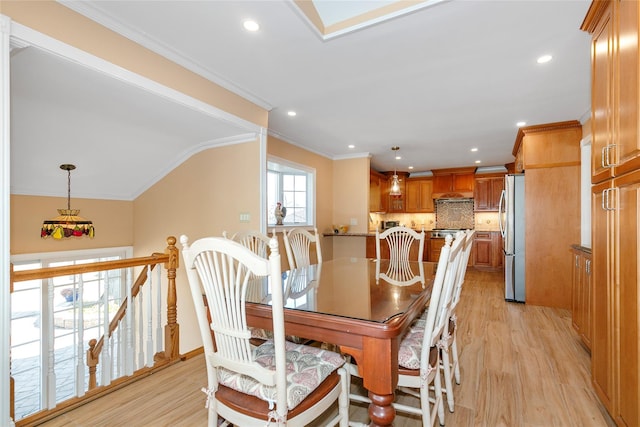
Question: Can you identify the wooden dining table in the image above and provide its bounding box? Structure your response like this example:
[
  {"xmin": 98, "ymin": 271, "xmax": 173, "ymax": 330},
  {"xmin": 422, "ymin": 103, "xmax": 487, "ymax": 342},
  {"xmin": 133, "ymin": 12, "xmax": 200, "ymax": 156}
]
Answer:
[{"xmin": 245, "ymin": 257, "xmax": 437, "ymax": 427}]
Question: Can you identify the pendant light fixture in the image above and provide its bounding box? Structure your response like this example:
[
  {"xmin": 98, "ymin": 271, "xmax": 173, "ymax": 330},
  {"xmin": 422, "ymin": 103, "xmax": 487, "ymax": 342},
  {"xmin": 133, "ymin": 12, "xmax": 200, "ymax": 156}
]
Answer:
[
  {"xmin": 41, "ymin": 164, "xmax": 95, "ymax": 239},
  {"xmin": 389, "ymin": 146, "xmax": 402, "ymax": 196}
]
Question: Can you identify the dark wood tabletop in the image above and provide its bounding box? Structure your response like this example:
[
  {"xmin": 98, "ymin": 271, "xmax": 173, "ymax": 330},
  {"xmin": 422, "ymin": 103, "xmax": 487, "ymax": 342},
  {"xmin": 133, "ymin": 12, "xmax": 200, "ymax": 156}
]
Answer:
[{"xmin": 245, "ymin": 257, "xmax": 436, "ymax": 427}]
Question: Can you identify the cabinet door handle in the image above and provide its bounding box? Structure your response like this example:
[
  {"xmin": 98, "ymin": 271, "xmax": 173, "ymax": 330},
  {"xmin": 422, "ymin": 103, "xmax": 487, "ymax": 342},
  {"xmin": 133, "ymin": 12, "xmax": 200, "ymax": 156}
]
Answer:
[
  {"xmin": 585, "ymin": 259, "xmax": 591, "ymax": 275},
  {"xmin": 605, "ymin": 188, "xmax": 611, "ymax": 211},
  {"xmin": 575, "ymin": 254, "xmax": 580, "ymax": 268},
  {"xmin": 602, "ymin": 144, "xmax": 617, "ymax": 168},
  {"xmin": 602, "ymin": 188, "xmax": 618, "ymax": 211}
]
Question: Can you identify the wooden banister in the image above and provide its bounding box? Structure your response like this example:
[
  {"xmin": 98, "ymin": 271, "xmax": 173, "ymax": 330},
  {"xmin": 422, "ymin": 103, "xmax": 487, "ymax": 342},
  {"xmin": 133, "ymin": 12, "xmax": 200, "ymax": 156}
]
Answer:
[{"xmin": 9, "ymin": 236, "xmax": 180, "ymax": 418}]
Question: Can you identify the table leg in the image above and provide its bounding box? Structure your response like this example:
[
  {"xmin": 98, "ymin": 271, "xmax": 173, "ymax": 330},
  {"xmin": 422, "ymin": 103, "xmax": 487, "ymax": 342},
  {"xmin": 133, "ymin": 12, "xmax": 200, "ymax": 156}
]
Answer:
[
  {"xmin": 359, "ymin": 336, "xmax": 400, "ymax": 426},
  {"xmin": 368, "ymin": 391, "xmax": 395, "ymax": 426}
]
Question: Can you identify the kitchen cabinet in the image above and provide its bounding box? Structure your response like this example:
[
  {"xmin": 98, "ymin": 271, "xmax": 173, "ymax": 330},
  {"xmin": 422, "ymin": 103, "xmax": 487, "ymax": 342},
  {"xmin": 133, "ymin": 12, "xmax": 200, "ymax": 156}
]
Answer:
[
  {"xmin": 369, "ymin": 170, "xmax": 387, "ymax": 212},
  {"xmin": 405, "ymin": 178, "xmax": 434, "ymax": 213},
  {"xmin": 571, "ymin": 246, "xmax": 592, "ymax": 350},
  {"xmin": 474, "ymin": 175, "xmax": 504, "ymax": 211},
  {"xmin": 384, "ymin": 171, "xmax": 409, "ymax": 213},
  {"xmin": 431, "ymin": 167, "xmax": 476, "ymax": 198},
  {"xmin": 513, "ymin": 120, "xmax": 582, "ymax": 170},
  {"xmin": 512, "ymin": 121, "xmax": 581, "ymax": 310},
  {"xmin": 583, "ymin": 1, "xmax": 640, "ymax": 424},
  {"xmin": 429, "ymin": 237, "xmax": 445, "ymax": 263},
  {"xmin": 586, "ymin": 0, "xmax": 640, "ymax": 184},
  {"xmin": 472, "ymin": 231, "xmax": 502, "ymax": 271}
]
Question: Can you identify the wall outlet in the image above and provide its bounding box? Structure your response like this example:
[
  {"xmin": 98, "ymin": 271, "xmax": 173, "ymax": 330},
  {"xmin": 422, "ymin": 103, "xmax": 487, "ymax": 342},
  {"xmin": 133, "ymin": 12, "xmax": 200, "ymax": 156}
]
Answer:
[
  {"xmin": 239, "ymin": 212, "xmax": 250, "ymax": 223},
  {"xmin": 350, "ymin": 218, "xmax": 357, "ymax": 226}
]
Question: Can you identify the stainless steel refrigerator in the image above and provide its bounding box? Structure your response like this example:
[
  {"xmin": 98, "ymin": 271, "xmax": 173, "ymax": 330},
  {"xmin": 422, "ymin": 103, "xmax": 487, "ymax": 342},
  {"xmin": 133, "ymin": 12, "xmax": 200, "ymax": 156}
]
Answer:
[{"xmin": 499, "ymin": 174, "xmax": 525, "ymax": 302}]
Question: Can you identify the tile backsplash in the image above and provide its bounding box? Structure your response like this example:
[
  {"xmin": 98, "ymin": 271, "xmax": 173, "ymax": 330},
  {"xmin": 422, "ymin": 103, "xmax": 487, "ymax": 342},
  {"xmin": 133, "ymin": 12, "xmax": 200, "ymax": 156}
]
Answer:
[{"xmin": 435, "ymin": 199, "xmax": 474, "ymax": 229}]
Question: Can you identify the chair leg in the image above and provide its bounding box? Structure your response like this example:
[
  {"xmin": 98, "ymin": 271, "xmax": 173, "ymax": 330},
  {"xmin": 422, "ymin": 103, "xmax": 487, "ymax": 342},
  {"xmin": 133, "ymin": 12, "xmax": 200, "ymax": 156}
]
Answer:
[
  {"xmin": 434, "ymin": 362, "xmax": 446, "ymax": 426},
  {"xmin": 441, "ymin": 346, "xmax": 455, "ymax": 413},
  {"xmin": 420, "ymin": 379, "xmax": 433, "ymax": 427},
  {"xmin": 338, "ymin": 368, "xmax": 349, "ymax": 427},
  {"xmin": 452, "ymin": 332, "xmax": 461, "ymax": 385}
]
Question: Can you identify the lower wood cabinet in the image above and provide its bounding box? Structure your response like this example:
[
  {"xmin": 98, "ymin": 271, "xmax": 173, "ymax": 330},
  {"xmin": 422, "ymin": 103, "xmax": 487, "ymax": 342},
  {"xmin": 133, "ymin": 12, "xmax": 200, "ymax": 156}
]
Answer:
[
  {"xmin": 570, "ymin": 246, "xmax": 592, "ymax": 350},
  {"xmin": 472, "ymin": 231, "xmax": 503, "ymax": 271}
]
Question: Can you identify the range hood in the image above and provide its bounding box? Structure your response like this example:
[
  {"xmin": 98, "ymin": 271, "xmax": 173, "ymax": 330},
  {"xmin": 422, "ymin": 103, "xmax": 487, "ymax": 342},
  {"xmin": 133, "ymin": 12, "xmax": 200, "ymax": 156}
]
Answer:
[
  {"xmin": 435, "ymin": 196, "xmax": 474, "ymax": 202},
  {"xmin": 433, "ymin": 192, "xmax": 474, "ymax": 200}
]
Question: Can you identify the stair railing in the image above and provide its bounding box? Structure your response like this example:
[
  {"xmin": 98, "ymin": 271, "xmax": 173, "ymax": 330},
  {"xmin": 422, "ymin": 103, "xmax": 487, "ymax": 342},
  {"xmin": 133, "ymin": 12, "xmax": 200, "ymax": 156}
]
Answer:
[{"xmin": 9, "ymin": 236, "xmax": 179, "ymax": 425}]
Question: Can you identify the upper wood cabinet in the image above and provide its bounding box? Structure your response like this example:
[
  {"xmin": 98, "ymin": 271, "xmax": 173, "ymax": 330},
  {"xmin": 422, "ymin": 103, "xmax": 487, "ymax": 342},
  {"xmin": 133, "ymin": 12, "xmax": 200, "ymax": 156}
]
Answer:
[
  {"xmin": 405, "ymin": 178, "xmax": 434, "ymax": 213},
  {"xmin": 583, "ymin": 0, "xmax": 640, "ymax": 183},
  {"xmin": 512, "ymin": 120, "xmax": 582, "ymax": 170},
  {"xmin": 431, "ymin": 167, "xmax": 476, "ymax": 198},
  {"xmin": 474, "ymin": 175, "xmax": 504, "ymax": 211},
  {"xmin": 369, "ymin": 170, "xmax": 387, "ymax": 212},
  {"xmin": 384, "ymin": 171, "xmax": 409, "ymax": 213}
]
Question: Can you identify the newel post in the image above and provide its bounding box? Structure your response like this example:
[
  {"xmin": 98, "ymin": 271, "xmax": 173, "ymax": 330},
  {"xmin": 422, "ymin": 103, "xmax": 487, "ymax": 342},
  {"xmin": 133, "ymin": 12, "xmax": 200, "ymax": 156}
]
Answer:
[
  {"xmin": 162, "ymin": 236, "xmax": 180, "ymax": 361},
  {"xmin": 86, "ymin": 339, "xmax": 98, "ymax": 390}
]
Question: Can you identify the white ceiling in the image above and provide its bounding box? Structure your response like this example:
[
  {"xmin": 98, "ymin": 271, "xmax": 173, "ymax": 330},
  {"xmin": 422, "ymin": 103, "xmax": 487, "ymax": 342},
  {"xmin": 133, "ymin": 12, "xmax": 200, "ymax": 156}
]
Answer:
[{"xmin": 9, "ymin": 0, "xmax": 593, "ymax": 201}]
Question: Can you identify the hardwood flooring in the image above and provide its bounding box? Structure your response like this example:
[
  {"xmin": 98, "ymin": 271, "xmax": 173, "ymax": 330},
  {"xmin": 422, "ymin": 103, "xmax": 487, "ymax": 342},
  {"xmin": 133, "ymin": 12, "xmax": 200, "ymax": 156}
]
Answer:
[{"xmin": 36, "ymin": 269, "xmax": 615, "ymax": 427}]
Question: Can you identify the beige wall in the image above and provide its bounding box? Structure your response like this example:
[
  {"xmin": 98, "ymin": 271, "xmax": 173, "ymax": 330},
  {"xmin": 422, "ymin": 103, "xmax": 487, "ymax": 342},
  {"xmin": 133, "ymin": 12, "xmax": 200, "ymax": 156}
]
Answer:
[
  {"xmin": 330, "ymin": 157, "xmax": 370, "ymax": 257},
  {"xmin": 133, "ymin": 142, "xmax": 261, "ymax": 352},
  {"xmin": 267, "ymin": 135, "xmax": 335, "ymax": 261},
  {"xmin": 10, "ymin": 195, "xmax": 133, "ymax": 254}
]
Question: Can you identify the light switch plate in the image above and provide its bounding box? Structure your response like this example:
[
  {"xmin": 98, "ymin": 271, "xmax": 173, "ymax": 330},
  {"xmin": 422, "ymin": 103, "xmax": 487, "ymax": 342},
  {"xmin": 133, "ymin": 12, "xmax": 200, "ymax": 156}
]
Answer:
[
  {"xmin": 350, "ymin": 218, "xmax": 357, "ymax": 226},
  {"xmin": 239, "ymin": 212, "xmax": 250, "ymax": 223}
]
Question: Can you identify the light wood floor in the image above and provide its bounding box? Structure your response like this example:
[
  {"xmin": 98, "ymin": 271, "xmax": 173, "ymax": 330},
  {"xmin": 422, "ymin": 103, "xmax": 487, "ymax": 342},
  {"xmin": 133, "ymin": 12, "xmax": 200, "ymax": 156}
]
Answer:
[{"xmin": 37, "ymin": 269, "xmax": 615, "ymax": 427}]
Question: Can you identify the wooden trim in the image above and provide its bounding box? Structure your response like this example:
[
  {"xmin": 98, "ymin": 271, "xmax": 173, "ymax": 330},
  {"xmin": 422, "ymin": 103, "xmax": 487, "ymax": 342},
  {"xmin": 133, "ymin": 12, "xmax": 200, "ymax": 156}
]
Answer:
[
  {"xmin": 581, "ymin": 0, "xmax": 611, "ymax": 33},
  {"xmin": 512, "ymin": 120, "xmax": 582, "ymax": 156},
  {"xmin": 11, "ymin": 254, "xmax": 170, "ymax": 282},
  {"xmin": 431, "ymin": 167, "xmax": 477, "ymax": 175},
  {"xmin": 523, "ymin": 161, "xmax": 581, "ymax": 170},
  {"xmin": 180, "ymin": 346, "xmax": 205, "ymax": 360}
]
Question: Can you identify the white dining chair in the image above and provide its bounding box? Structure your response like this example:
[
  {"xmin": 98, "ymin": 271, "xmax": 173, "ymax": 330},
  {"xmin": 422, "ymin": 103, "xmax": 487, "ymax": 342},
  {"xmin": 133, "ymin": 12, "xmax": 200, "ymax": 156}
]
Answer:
[
  {"xmin": 180, "ymin": 235, "xmax": 349, "ymax": 427},
  {"xmin": 348, "ymin": 233, "xmax": 464, "ymax": 427},
  {"xmin": 222, "ymin": 229, "xmax": 274, "ymax": 259},
  {"xmin": 283, "ymin": 227, "xmax": 322, "ymax": 269},
  {"xmin": 375, "ymin": 226, "xmax": 425, "ymax": 285},
  {"xmin": 376, "ymin": 226, "xmax": 425, "ymax": 263},
  {"xmin": 440, "ymin": 229, "xmax": 475, "ymax": 412}
]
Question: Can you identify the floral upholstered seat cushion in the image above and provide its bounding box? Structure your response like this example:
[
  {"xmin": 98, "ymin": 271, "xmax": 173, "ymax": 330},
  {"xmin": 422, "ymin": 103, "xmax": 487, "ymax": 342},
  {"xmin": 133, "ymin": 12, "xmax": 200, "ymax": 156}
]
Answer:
[
  {"xmin": 398, "ymin": 317, "xmax": 427, "ymax": 370},
  {"xmin": 217, "ymin": 340, "xmax": 344, "ymax": 410}
]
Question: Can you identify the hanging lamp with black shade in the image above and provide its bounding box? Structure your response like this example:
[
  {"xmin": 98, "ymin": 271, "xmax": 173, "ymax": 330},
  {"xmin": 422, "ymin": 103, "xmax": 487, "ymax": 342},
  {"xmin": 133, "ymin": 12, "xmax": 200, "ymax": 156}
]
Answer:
[
  {"xmin": 41, "ymin": 164, "xmax": 95, "ymax": 239},
  {"xmin": 389, "ymin": 146, "xmax": 402, "ymax": 196}
]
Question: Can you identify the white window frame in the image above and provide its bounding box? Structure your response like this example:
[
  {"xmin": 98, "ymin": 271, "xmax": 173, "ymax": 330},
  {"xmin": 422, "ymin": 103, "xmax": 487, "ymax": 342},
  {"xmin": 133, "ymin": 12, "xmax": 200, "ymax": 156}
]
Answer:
[{"xmin": 267, "ymin": 156, "xmax": 315, "ymax": 227}]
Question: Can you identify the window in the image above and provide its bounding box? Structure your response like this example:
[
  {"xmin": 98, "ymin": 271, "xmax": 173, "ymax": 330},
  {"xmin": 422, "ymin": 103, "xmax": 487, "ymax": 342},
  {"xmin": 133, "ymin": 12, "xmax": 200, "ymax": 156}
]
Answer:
[{"xmin": 267, "ymin": 157, "xmax": 315, "ymax": 226}]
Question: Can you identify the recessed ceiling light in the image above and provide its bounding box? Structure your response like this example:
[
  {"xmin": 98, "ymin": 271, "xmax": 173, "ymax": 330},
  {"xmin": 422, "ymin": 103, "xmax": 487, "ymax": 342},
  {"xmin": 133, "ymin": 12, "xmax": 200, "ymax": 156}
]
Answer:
[
  {"xmin": 517, "ymin": 121, "xmax": 527, "ymax": 127},
  {"xmin": 408, "ymin": 166, "xmax": 414, "ymax": 170},
  {"xmin": 243, "ymin": 20, "xmax": 259, "ymax": 32},
  {"xmin": 475, "ymin": 160, "xmax": 481, "ymax": 164},
  {"xmin": 287, "ymin": 111, "xmax": 297, "ymax": 117},
  {"xmin": 537, "ymin": 54, "xmax": 552, "ymax": 64},
  {"xmin": 470, "ymin": 148, "xmax": 478, "ymax": 152},
  {"xmin": 348, "ymin": 144, "xmax": 355, "ymax": 149},
  {"xmin": 395, "ymin": 155, "xmax": 401, "ymax": 160}
]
